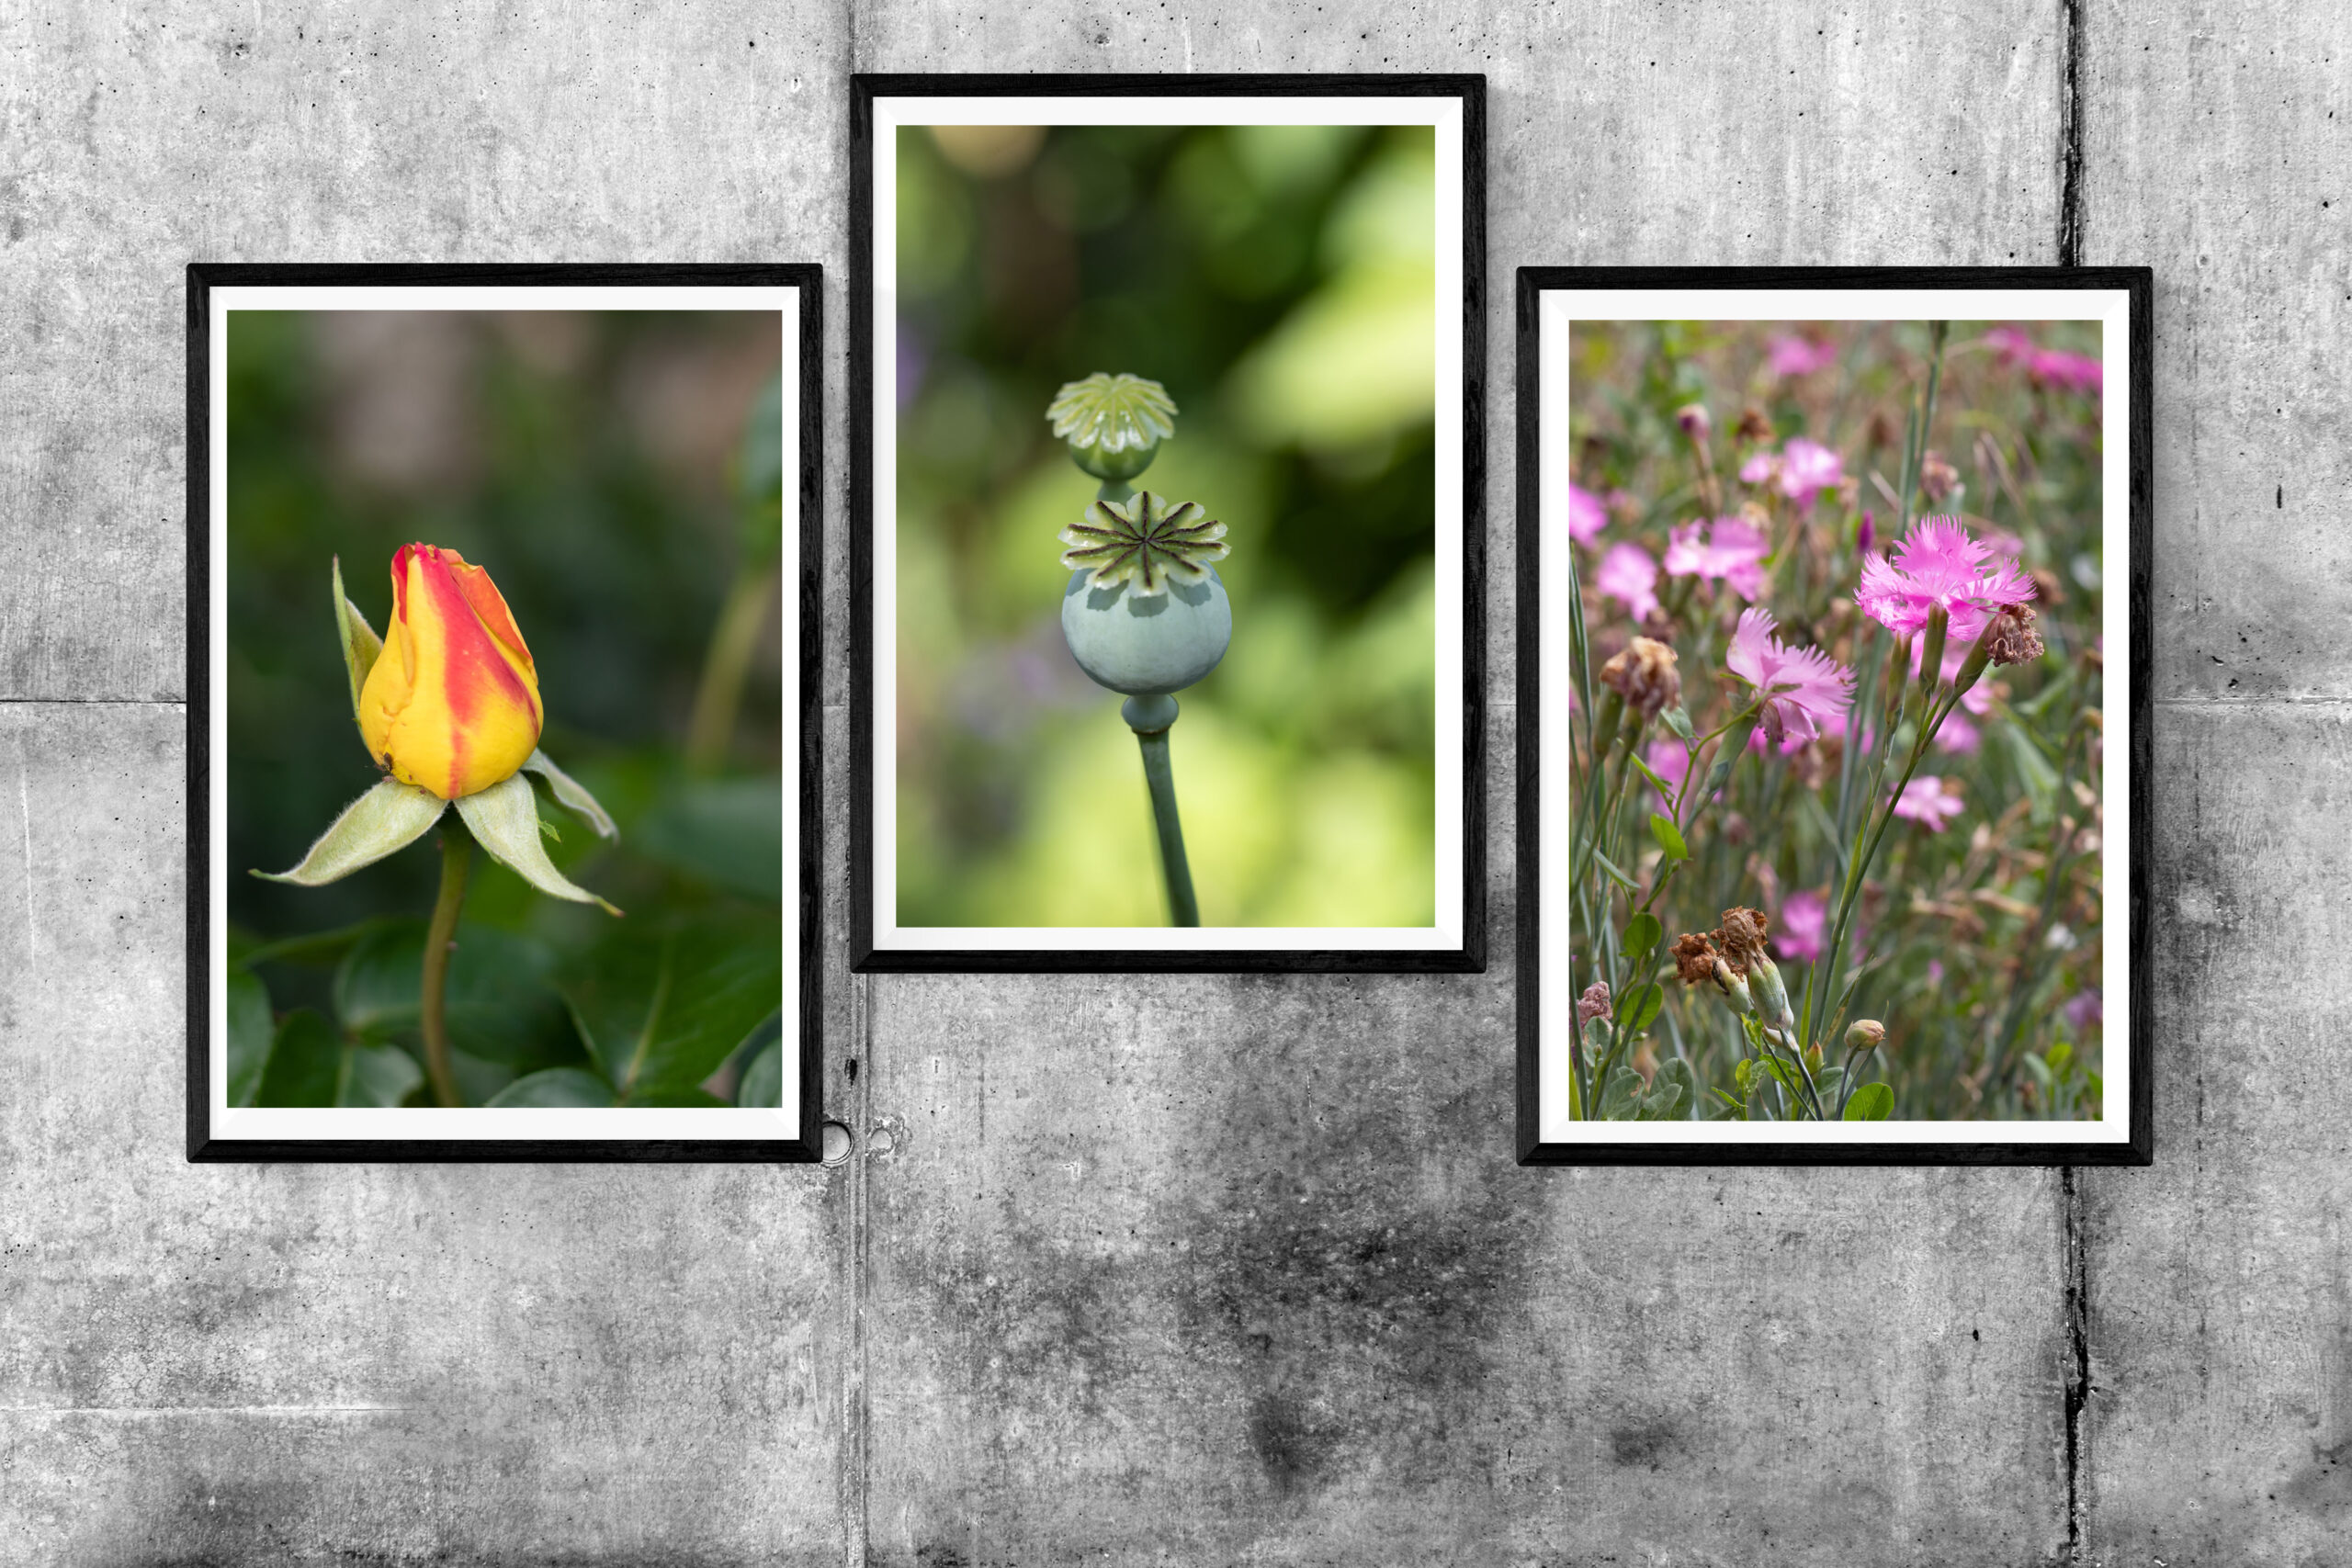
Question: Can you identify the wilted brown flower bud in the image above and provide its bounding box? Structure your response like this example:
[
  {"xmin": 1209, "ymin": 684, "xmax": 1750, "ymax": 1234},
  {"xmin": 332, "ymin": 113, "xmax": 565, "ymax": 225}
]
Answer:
[
  {"xmin": 1670, "ymin": 932, "xmax": 1719, "ymax": 986},
  {"xmin": 1714, "ymin": 907, "xmax": 1770, "ymax": 970},
  {"xmin": 1865, "ymin": 409, "xmax": 1899, "ymax": 450},
  {"xmin": 1576, "ymin": 981, "xmax": 1611, "ymax": 1026},
  {"xmin": 1675, "ymin": 403, "xmax": 1713, "ymax": 440},
  {"xmin": 1919, "ymin": 450, "xmax": 1959, "ymax": 502},
  {"xmin": 1736, "ymin": 406, "xmax": 1772, "ymax": 444},
  {"xmin": 1984, "ymin": 604, "xmax": 2045, "ymax": 666},
  {"xmin": 1599, "ymin": 637, "xmax": 1681, "ymax": 720},
  {"xmin": 2030, "ymin": 566, "xmax": 2065, "ymax": 606}
]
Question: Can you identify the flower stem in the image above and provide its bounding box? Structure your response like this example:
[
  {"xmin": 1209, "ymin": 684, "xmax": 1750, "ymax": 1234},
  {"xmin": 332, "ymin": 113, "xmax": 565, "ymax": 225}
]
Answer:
[
  {"xmin": 685, "ymin": 559, "xmax": 778, "ymax": 771},
  {"xmin": 1124, "ymin": 694, "xmax": 1198, "ymax": 926},
  {"xmin": 421, "ymin": 823, "xmax": 474, "ymax": 1108}
]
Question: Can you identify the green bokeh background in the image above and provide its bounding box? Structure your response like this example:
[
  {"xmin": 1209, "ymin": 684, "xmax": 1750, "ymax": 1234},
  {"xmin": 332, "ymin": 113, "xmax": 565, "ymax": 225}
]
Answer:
[
  {"xmin": 224, "ymin": 309, "xmax": 788, "ymax": 1108},
  {"xmin": 893, "ymin": 121, "xmax": 1442, "ymax": 927}
]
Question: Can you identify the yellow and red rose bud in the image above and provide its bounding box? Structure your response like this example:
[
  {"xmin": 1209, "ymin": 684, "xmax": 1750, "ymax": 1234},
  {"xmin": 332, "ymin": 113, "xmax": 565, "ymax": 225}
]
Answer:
[{"xmin": 359, "ymin": 544, "xmax": 545, "ymax": 800}]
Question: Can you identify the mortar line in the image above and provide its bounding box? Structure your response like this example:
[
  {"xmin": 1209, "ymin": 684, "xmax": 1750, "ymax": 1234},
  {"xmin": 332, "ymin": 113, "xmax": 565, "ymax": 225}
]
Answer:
[
  {"xmin": 0, "ymin": 696, "xmax": 187, "ymax": 705},
  {"xmin": 2057, "ymin": 0, "xmax": 2086, "ymax": 265}
]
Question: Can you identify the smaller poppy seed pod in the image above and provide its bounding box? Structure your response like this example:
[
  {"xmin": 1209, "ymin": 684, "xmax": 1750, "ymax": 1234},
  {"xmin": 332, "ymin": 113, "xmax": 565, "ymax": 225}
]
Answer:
[{"xmin": 1046, "ymin": 372, "xmax": 1177, "ymax": 483}]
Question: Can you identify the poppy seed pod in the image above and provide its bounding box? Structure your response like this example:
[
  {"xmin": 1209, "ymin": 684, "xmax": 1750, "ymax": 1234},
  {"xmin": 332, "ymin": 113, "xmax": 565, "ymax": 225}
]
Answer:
[{"xmin": 1059, "ymin": 491, "xmax": 1233, "ymax": 696}]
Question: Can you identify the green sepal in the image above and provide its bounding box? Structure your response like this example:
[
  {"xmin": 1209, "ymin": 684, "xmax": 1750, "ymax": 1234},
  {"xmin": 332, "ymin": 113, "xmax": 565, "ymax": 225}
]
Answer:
[
  {"xmin": 332, "ymin": 555, "xmax": 385, "ymax": 739},
  {"xmin": 253, "ymin": 778, "xmax": 447, "ymax": 887},
  {"xmin": 523, "ymin": 749, "xmax": 618, "ymax": 840},
  {"xmin": 454, "ymin": 772, "xmax": 620, "ymax": 915}
]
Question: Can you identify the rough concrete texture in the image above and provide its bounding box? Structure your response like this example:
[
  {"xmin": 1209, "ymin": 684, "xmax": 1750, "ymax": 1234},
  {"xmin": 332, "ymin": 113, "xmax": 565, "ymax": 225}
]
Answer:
[{"xmin": 0, "ymin": 2, "xmax": 2317, "ymax": 1565}]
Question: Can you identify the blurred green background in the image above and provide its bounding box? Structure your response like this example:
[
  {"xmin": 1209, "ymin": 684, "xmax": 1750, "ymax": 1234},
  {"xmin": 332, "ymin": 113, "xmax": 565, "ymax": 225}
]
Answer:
[
  {"xmin": 224, "ymin": 309, "xmax": 790, "ymax": 1109},
  {"xmin": 893, "ymin": 121, "xmax": 1442, "ymax": 927}
]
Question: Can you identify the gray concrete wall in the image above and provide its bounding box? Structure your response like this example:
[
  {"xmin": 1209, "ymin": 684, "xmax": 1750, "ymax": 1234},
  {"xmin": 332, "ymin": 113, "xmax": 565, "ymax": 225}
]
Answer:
[{"xmin": 0, "ymin": 2, "xmax": 2323, "ymax": 1562}]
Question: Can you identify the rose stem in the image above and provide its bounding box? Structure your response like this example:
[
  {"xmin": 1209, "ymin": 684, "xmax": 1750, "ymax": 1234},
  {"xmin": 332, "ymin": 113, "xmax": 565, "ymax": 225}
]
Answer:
[
  {"xmin": 1123, "ymin": 694, "xmax": 1198, "ymax": 927},
  {"xmin": 685, "ymin": 560, "xmax": 777, "ymax": 770},
  {"xmin": 421, "ymin": 822, "xmax": 475, "ymax": 1107}
]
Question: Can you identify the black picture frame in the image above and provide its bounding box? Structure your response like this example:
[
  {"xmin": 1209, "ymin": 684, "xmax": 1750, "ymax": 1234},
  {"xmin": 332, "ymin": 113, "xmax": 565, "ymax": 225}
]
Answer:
[
  {"xmin": 187, "ymin": 262, "xmax": 826, "ymax": 1162},
  {"xmin": 849, "ymin": 73, "xmax": 1487, "ymax": 974},
  {"xmin": 1515, "ymin": 265, "xmax": 2153, "ymax": 1166}
]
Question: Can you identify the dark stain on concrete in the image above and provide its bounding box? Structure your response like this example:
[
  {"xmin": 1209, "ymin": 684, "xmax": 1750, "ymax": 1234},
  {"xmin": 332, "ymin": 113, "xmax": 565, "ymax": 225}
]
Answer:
[
  {"xmin": 1609, "ymin": 1417, "xmax": 1688, "ymax": 1470},
  {"xmin": 2278, "ymin": 1435, "xmax": 2352, "ymax": 1518}
]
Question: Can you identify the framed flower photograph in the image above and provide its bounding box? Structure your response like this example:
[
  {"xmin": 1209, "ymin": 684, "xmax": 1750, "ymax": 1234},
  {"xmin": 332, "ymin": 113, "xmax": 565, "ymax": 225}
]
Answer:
[
  {"xmin": 1517, "ymin": 266, "xmax": 2152, "ymax": 1164},
  {"xmin": 850, "ymin": 73, "xmax": 1486, "ymax": 972},
  {"xmin": 187, "ymin": 264, "xmax": 822, "ymax": 1161}
]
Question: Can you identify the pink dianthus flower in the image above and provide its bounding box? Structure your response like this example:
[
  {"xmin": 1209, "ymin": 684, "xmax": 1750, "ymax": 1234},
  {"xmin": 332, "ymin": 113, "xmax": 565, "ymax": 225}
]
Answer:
[
  {"xmin": 1596, "ymin": 541, "xmax": 1660, "ymax": 622},
  {"xmin": 1567, "ymin": 483, "xmax": 1607, "ymax": 545},
  {"xmin": 1892, "ymin": 775, "xmax": 1965, "ymax": 831},
  {"xmin": 1856, "ymin": 515, "xmax": 2035, "ymax": 641},
  {"xmin": 1776, "ymin": 889, "xmax": 1827, "ymax": 964},
  {"xmin": 1727, "ymin": 607, "xmax": 1853, "ymax": 746},
  {"xmin": 1664, "ymin": 517, "xmax": 1770, "ymax": 601},
  {"xmin": 1766, "ymin": 333, "xmax": 1838, "ymax": 378},
  {"xmin": 1644, "ymin": 739, "xmax": 1689, "ymax": 805},
  {"xmin": 1738, "ymin": 436, "xmax": 1844, "ymax": 511}
]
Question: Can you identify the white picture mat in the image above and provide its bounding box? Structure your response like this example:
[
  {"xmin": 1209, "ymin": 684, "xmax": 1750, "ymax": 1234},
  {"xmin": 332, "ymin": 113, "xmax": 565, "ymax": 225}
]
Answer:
[
  {"xmin": 866, "ymin": 94, "xmax": 1468, "ymax": 953},
  {"xmin": 208, "ymin": 283, "xmax": 804, "ymax": 1142},
  {"xmin": 1536, "ymin": 287, "xmax": 2134, "ymax": 1145}
]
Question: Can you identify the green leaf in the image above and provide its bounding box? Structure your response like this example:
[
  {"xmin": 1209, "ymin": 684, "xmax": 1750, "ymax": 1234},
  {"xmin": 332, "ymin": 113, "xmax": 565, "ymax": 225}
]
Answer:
[
  {"xmin": 1626, "ymin": 753, "xmax": 1676, "ymax": 800},
  {"xmin": 1633, "ymin": 1082, "xmax": 1685, "ymax": 1121},
  {"xmin": 2046, "ymin": 1040, "xmax": 2075, "ymax": 1076},
  {"xmin": 1634, "ymin": 1058, "xmax": 1696, "ymax": 1122},
  {"xmin": 1658, "ymin": 705, "xmax": 1694, "ymax": 741},
  {"xmin": 255, "ymin": 1010, "xmax": 342, "ymax": 1107},
  {"xmin": 560, "ymin": 914, "xmax": 786, "ymax": 1098},
  {"xmin": 522, "ymin": 749, "xmax": 618, "ymax": 841},
  {"xmin": 486, "ymin": 1068, "xmax": 619, "ymax": 1109},
  {"xmin": 1649, "ymin": 813, "xmax": 1689, "ymax": 862},
  {"xmin": 337, "ymin": 1044, "xmax": 423, "ymax": 1108},
  {"xmin": 1623, "ymin": 983, "xmax": 1664, "ymax": 1035},
  {"xmin": 334, "ymin": 921, "xmax": 577, "ymax": 1068},
  {"xmin": 1599, "ymin": 1066, "xmax": 1644, "ymax": 1120},
  {"xmin": 737, "ymin": 1035, "xmax": 785, "ymax": 1110},
  {"xmin": 1705, "ymin": 1101, "xmax": 1742, "ymax": 1121},
  {"xmin": 332, "ymin": 555, "xmax": 384, "ymax": 736},
  {"xmin": 253, "ymin": 779, "xmax": 447, "ymax": 887},
  {"xmin": 1844, "ymin": 1083, "xmax": 1895, "ymax": 1121},
  {"xmin": 632, "ymin": 776, "xmax": 785, "ymax": 903},
  {"xmin": 226, "ymin": 967, "xmax": 274, "ymax": 1109},
  {"xmin": 1623, "ymin": 912, "xmax": 1662, "ymax": 963},
  {"xmin": 2023, "ymin": 1053, "xmax": 2054, "ymax": 1089},
  {"xmin": 253, "ymin": 1010, "xmax": 419, "ymax": 1108},
  {"xmin": 455, "ymin": 772, "xmax": 619, "ymax": 913},
  {"xmin": 242, "ymin": 918, "xmax": 398, "ymax": 971},
  {"xmin": 1589, "ymin": 847, "xmax": 1639, "ymax": 890}
]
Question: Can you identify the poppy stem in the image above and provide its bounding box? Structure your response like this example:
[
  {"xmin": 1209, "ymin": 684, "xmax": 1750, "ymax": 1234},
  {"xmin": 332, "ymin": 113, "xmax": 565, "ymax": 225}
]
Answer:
[
  {"xmin": 421, "ymin": 822, "xmax": 474, "ymax": 1108},
  {"xmin": 1123, "ymin": 694, "xmax": 1198, "ymax": 927}
]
